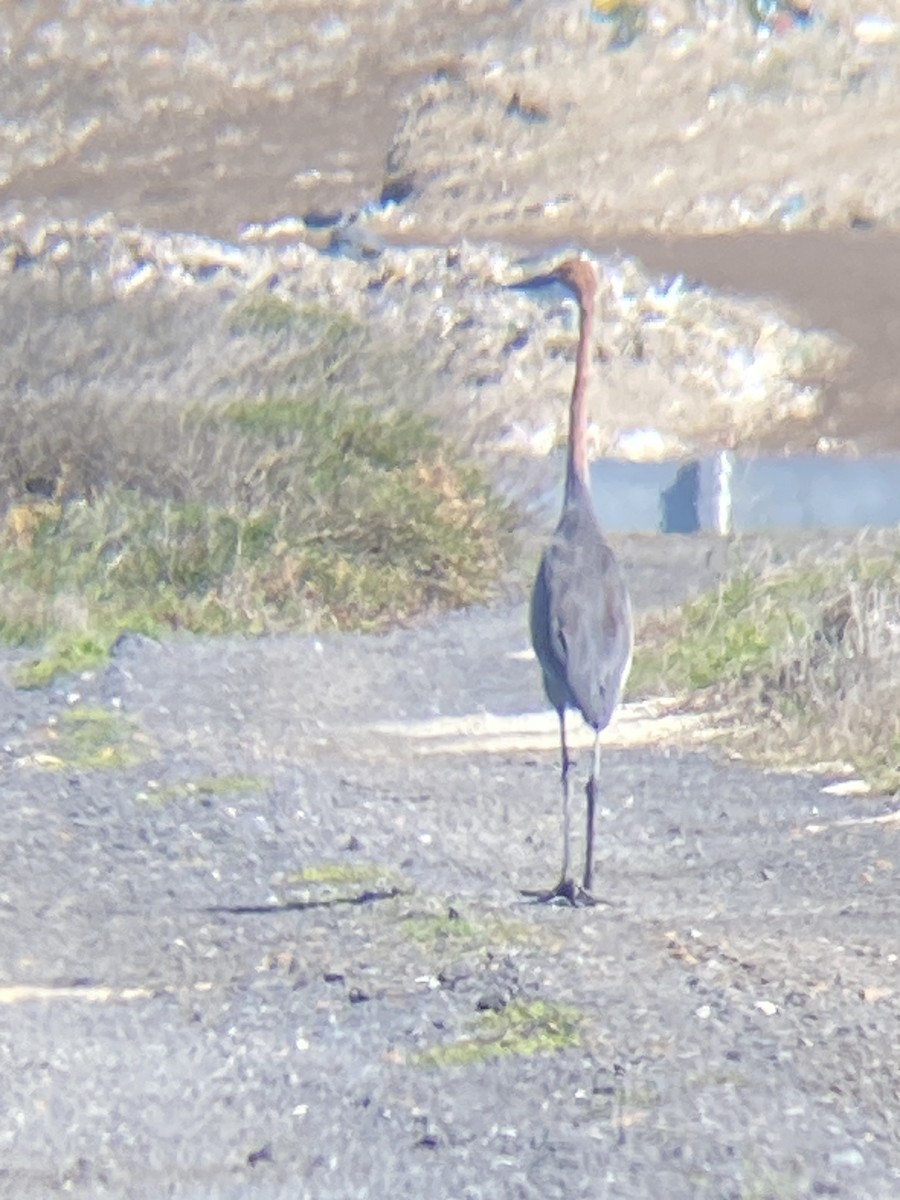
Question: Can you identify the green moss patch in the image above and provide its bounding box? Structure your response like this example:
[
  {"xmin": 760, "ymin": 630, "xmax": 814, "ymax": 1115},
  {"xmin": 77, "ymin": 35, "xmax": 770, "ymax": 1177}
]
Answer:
[
  {"xmin": 138, "ymin": 775, "xmax": 266, "ymax": 805},
  {"xmin": 35, "ymin": 706, "xmax": 151, "ymax": 770},
  {"xmin": 274, "ymin": 862, "xmax": 410, "ymax": 905},
  {"xmin": 401, "ymin": 909, "xmax": 532, "ymax": 952},
  {"xmin": 414, "ymin": 999, "xmax": 583, "ymax": 1068}
]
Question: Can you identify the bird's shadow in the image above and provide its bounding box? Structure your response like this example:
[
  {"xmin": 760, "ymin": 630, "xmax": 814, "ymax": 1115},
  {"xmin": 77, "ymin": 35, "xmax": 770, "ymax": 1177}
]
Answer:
[{"xmin": 205, "ymin": 886, "xmax": 408, "ymax": 916}]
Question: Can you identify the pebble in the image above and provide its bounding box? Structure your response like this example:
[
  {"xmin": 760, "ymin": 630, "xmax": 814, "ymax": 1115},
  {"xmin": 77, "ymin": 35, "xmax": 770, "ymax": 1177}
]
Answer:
[
  {"xmin": 854, "ymin": 15, "xmax": 900, "ymax": 43},
  {"xmin": 828, "ymin": 1146, "xmax": 865, "ymax": 1168},
  {"xmin": 314, "ymin": 17, "xmax": 350, "ymax": 44},
  {"xmin": 820, "ymin": 779, "xmax": 871, "ymax": 797}
]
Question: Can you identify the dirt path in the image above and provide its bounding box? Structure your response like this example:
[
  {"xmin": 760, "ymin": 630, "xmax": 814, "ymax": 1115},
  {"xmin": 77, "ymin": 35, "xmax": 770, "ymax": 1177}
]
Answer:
[{"xmin": 2, "ymin": 536, "xmax": 899, "ymax": 1199}]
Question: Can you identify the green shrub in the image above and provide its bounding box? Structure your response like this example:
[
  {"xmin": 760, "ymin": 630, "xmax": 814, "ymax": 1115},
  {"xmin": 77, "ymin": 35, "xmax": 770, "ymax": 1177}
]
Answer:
[{"xmin": 0, "ymin": 302, "xmax": 513, "ymax": 684}]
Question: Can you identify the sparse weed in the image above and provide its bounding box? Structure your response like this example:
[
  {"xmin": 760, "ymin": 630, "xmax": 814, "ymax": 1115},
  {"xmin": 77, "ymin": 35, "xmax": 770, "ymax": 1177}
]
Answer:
[
  {"xmin": 273, "ymin": 862, "xmax": 410, "ymax": 905},
  {"xmin": 282, "ymin": 863, "xmax": 404, "ymax": 887},
  {"xmin": 139, "ymin": 775, "xmax": 267, "ymax": 805},
  {"xmin": 402, "ymin": 908, "xmax": 532, "ymax": 950},
  {"xmin": 229, "ymin": 294, "xmax": 300, "ymax": 335},
  {"xmin": 414, "ymin": 999, "xmax": 583, "ymax": 1068},
  {"xmin": 631, "ymin": 542, "xmax": 900, "ymax": 793},
  {"xmin": 34, "ymin": 706, "xmax": 151, "ymax": 770}
]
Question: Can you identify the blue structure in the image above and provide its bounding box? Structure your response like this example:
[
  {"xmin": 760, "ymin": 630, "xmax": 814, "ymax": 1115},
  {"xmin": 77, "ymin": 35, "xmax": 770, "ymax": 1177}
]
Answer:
[{"xmin": 581, "ymin": 453, "xmax": 900, "ymax": 534}]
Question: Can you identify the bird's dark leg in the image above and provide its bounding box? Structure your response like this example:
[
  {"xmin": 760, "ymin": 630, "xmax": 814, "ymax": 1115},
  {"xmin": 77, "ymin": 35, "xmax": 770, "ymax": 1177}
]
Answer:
[
  {"xmin": 522, "ymin": 712, "xmax": 596, "ymax": 907},
  {"xmin": 558, "ymin": 710, "xmax": 573, "ymax": 887},
  {"xmin": 583, "ymin": 730, "xmax": 601, "ymax": 893}
]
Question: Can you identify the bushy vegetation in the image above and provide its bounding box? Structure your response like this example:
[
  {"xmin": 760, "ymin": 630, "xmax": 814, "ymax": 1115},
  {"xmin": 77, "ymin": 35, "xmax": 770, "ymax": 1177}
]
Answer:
[
  {"xmin": 631, "ymin": 542, "xmax": 900, "ymax": 794},
  {"xmin": 0, "ymin": 296, "xmax": 513, "ymax": 685}
]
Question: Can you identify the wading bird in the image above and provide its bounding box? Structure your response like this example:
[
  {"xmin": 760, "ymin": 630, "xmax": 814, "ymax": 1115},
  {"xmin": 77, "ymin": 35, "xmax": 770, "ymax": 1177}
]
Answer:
[{"xmin": 525, "ymin": 258, "xmax": 633, "ymax": 905}]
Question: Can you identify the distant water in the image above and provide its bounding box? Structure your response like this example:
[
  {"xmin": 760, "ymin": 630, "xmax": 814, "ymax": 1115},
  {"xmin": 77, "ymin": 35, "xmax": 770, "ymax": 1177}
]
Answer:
[{"xmin": 583, "ymin": 453, "xmax": 900, "ymax": 534}]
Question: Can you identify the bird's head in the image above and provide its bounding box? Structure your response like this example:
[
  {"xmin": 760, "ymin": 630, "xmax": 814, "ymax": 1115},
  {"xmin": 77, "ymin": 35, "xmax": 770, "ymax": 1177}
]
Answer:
[
  {"xmin": 506, "ymin": 257, "xmax": 597, "ymax": 308},
  {"xmin": 552, "ymin": 258, "xmax": 597, "ymax": 305}
]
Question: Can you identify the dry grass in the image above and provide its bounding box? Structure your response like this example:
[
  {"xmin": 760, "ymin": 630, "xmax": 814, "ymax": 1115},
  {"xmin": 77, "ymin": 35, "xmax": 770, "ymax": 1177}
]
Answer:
[
  {"xmin": 0, "ymin": 284, "xmax": 514, "ymax": 685},
  {"xmin": 631, "ymin": 537, "xmax": 900, "ymax": 794}
]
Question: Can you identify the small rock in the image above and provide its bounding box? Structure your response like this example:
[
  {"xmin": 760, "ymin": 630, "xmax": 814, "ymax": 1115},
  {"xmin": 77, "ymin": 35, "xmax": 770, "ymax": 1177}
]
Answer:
[
  {"xmin": 854, "ymin": 15, "xmax": 900, "ymax": 43},
  {"xmin": 861, "ymin": 985, "xmax": 893, "ymax": 1004},
  {"xmin": 821, "ymin": 779, "xmax": 871, "ymax": 797},
  {"xmin": 828, "ymin": 1146, "xmax": 865, "ymax": 1169},
  {"xmin": 314, "ymin": 16, "xmax": 350, "ymax": 42},
  {"xmin": 476, "ymin": 991, "xmax": 507, "ymax": 1013},
  {"xmin": 247, "ymin": 1144, "xmax": 273, "ymax": 1167}
]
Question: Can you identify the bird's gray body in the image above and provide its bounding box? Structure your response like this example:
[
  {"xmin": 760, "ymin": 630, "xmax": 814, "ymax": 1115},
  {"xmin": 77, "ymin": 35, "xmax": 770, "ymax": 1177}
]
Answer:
[{"xmin": 530, "ymin": 478, "xmax": 633, "ymax": 732}]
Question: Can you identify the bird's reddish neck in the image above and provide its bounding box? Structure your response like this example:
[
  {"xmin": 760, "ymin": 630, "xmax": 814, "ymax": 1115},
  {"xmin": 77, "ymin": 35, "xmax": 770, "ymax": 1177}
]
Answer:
[{"xmin": 564, "ymin": 288, "xmax": 594, "ymax": 503}]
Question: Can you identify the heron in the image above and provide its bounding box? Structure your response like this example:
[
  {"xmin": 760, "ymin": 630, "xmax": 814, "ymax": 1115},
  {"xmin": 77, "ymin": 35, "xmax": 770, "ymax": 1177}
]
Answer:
[{"xmin": 524, "ymin": 257, "xmax": 633, "ymax": 906}]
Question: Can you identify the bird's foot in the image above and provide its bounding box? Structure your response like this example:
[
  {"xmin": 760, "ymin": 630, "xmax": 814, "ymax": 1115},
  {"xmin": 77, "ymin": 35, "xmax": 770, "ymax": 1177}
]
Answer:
[{"xmin": 520, "ymin": 878, "xmax": 598, "ymax": 907}]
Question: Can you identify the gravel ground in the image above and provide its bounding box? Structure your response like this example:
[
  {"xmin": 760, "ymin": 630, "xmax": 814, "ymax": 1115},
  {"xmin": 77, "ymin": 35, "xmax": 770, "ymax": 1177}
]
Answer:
[
  {"xmin": 2, "ymin": 536, "xmax": 898, "ymax": 1199},
  {"xmin": 2, "ymin": 4, "xmax": 899, "ymax": 1196}
]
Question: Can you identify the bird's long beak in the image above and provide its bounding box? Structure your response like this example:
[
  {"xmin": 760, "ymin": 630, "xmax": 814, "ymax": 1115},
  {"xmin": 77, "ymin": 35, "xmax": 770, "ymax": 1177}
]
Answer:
[{"xmin": 504, "ymin": 270, "xmax": 560, "ymax": 293}]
